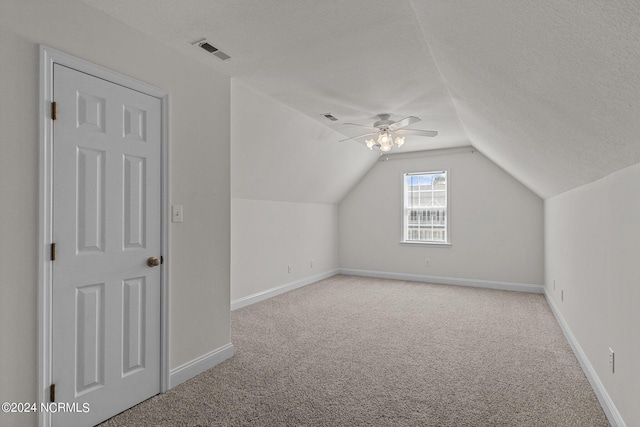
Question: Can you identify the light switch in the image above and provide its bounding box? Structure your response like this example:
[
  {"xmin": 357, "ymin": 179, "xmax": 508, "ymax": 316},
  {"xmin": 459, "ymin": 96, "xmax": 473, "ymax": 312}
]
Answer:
[{"xmin": 172, "ymin": 205, "xmax": 183, "ymax": 223}]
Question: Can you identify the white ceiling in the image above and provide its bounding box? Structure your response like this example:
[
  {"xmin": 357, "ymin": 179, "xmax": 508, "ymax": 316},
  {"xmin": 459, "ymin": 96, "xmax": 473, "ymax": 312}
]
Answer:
[{"xmin": 81, "ymin": 0, "xmax": 640, "ymax": 199}]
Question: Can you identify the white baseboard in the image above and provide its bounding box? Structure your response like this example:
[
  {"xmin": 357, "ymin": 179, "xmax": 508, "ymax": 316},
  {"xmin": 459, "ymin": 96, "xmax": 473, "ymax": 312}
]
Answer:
[
  {"xmin": 339, "ymin": 268, "xmax": 544, "ymax": 294},
  {"xmin": 231, "ymin": 269, "xmax": 340, "ymax": 310},
  {"xmin": 169, "ymin": 342, "xmax": 235, "ymax": 389},
  {"xmin": 544, "ymin": 291, "xmax": 626, "ymax": 427}
]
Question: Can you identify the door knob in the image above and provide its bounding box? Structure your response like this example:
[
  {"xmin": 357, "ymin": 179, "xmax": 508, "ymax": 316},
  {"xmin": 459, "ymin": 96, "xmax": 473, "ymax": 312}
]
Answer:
[{"xmin": 147, "ymin": 257, "xmax": 160, "ymax": 267}]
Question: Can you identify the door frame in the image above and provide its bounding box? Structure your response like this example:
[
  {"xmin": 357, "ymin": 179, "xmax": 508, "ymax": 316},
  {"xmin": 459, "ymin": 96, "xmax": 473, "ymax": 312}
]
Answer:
[{"xmin": 38, "ymin": 46, "xmax": 170, "ymax": 427}]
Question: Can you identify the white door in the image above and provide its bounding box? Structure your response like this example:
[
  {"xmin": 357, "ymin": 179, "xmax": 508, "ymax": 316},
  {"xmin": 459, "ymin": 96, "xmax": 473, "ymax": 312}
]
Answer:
[{"xmin": 51, "ymin": 64, "xmax": 162, "ymax": 427}]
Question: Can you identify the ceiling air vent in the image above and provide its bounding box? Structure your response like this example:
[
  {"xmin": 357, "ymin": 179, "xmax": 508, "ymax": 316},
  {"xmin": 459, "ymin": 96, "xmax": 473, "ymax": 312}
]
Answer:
[
  {"xmin": 193, "ymin": 39, "xmax": 231, "ymax": 61},
  {"xmin": 322, "ymin": 113, "xmax": 339, "ymax": 122}
]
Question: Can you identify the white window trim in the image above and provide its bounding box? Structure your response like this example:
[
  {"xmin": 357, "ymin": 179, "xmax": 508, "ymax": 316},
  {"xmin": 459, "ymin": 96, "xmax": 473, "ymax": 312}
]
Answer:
[
  {"xmin": 400, "ymin": 169, "xmax": 451, "ymax": 246},
  {"xmin": 399, "ymin": 241, "xmax": 452, "ymax": 247}
]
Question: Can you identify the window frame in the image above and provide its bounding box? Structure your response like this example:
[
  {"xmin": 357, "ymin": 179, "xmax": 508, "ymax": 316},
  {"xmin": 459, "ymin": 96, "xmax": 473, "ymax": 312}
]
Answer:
[{"xmin": 401, "ymin": 170, "xmax": 451, "ymax": 247}]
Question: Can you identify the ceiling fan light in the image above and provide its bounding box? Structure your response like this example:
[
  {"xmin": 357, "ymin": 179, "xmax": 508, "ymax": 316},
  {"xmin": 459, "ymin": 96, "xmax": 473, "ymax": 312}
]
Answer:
[
  {"xmin": 341, "ymin": 115, "xmax": 435, "ymax": 153},
  {"xmin": 379, "ymin": 137, "xmax": 392, "ymax": 151},
  {"xmin": 378, "ymin": 131, "xmax": 391, "ymax": 144}
]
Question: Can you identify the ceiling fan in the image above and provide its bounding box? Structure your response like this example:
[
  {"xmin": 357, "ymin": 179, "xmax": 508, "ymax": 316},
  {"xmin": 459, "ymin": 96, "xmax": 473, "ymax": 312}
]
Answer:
[{"xmin": 339, "ymin": 114, "xmax": 438, "ymax": 152}]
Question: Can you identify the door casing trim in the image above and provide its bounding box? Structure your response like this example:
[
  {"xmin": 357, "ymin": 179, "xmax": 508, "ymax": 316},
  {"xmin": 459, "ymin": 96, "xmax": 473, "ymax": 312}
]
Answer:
[{"xmin": 38, "ymin": 45, "xmax": 170, "ymax": 427}]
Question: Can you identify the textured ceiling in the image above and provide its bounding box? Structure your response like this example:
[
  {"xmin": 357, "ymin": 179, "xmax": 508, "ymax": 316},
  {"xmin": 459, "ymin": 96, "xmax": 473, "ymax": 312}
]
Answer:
[
  {"xmin": 81, "ymin": 0, "xmax": 640, "ymax": 199},
  {"xmin": 414, "ymin": 0, "xmax": 640, "ymax": 198}
]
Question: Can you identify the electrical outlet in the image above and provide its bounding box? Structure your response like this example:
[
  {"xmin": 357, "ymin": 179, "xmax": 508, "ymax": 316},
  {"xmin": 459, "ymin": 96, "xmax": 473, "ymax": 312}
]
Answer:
[
  {"xmin": 288, "ymin": 265, "xmax": 293, "ymax": 273},
  {"xmin": 609, "ymin": 348, "xmax": 615, "ymax": 373},
  {"xmin": 425, "ymin": 259, "xmax": 430, "ymax": 267}
]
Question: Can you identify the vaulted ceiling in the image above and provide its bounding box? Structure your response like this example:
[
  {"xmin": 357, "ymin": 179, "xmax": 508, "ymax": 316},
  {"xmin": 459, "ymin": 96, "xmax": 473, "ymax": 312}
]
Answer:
[{"xmin": 81, "ymin": 0, "xmax": 640, "ymax": 199}]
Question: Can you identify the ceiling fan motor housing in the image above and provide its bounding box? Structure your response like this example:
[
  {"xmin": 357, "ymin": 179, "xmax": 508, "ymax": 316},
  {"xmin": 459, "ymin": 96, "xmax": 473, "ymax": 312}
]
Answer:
[{"xmin": 373, "ymin": 113, "xmax": 394, "ymax": 129}]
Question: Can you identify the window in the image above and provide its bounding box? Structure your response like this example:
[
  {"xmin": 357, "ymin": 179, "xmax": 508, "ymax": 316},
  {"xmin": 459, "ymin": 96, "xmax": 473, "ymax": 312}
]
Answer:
[{"xmin": 403, "ymin": 171, "xmax": 449, "ymax": 244}]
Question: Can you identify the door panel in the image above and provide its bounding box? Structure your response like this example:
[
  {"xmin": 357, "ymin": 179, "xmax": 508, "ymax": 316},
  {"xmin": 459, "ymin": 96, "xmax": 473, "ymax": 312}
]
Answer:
[
  {"xmin": 51, "ymin": 64, "xmax": 162, "ymax": 427},
  {"xmin": 76, "ymin": 147, "xmax": 106, "ymax": 253},
  {"xmin": 75, "ymin": 282, "xmax": 106, "ymax": 396},
  {"xmin": 122, "ymin": 276, "xmax": 146, "ymax": 376},
  {"xmin": 123, "ymin": 154, "xmax": 147, "ymax": 249}
]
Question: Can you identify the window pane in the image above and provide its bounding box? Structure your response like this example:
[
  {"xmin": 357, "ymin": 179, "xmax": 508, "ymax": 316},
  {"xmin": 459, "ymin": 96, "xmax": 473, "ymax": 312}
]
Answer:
[
  {"xmin": 403, "ymin": 172, "xmax": 448, "ymax": 243},
  {"xmin": 411, "ymin": 192, "xmax": 419, "ymax": 206}
]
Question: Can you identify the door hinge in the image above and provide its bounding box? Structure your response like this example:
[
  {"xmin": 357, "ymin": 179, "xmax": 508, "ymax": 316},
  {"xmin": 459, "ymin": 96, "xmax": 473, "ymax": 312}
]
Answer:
[
  {"xmin": 51, "ymin": 243, "xmax": 57, "ymax": 261},
  {"xmin": 51, "ymin": 102, "xmax": 57, "ymax": 120},
  {"xmin": 50, "ymin": 384, "xmax": 55, "ymax": 402}
]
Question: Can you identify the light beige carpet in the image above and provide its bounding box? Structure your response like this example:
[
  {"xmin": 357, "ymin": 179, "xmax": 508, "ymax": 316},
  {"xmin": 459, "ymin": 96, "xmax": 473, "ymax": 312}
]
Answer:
[{"xmin": 99, "ymin": 275, "xmax": 609, "ymax": 426}]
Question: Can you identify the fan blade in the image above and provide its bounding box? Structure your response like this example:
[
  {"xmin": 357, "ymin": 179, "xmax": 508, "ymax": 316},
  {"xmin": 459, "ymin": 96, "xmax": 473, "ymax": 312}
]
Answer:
[
  {"xmin": 338, "ymin": 132, "xmax": 378, "ymax": 142},
  {"xmin": 389, "ymin": 116, "xmax": 421, "ymax": 130},
  {"xmin": 396, "ymin": 129, "xmax": 438, "ymax": 137},
  {"xmin": 343, "ymin": 122, "xmax": 375, "ymax": 129}
]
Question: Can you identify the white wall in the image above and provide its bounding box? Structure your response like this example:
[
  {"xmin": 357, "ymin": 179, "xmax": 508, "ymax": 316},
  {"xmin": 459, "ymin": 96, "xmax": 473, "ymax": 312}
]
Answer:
[
  {"xmin": 0, "ymin": 1, "xmax": 230, "ymax": 425},
  {"xmin": 339, "ymin": 148, "xmax": 543, "ymax": 287},
  {"xmin": 230, "ymin": 83, "xmax": 358, "ymax": 302},
  {"xmin": 231, "ymin": 199, "xmax": 338, "ymax": 302},
  {"xmin": 545, "ymin": 162, "xmax": 640, "ymax": 427}
]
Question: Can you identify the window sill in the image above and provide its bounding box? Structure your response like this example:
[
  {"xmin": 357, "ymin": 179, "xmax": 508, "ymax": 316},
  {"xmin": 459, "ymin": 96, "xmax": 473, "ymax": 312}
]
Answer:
[{"xmin": 400, "ymin": 241, "xmax": 452, "ymax": 248}]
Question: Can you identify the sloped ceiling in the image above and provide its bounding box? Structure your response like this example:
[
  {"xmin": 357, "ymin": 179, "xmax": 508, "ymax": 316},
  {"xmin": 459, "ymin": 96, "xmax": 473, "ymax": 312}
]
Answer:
[
  {"xmin": 81, "ymin": 0, "xmax": 640, "ymax": 199},
  {"xmin": 413, "ymin": 1, "xmax": 640, "ymax": 198},
  {"xmin": 231, "ymin": 82, "xmax": 377, "ymax": 204}
]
